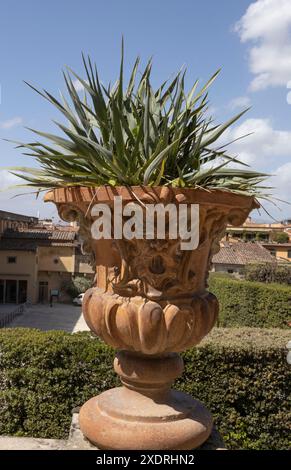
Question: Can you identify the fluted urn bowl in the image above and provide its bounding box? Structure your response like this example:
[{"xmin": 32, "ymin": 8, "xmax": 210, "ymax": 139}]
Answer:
[
  {"xmin": 83, "ymin": 289, "xmax": 219, "ymax": 355},
  {"xmin": 45, "ymin": 185, "xmax": 258, "ymax": 450}
]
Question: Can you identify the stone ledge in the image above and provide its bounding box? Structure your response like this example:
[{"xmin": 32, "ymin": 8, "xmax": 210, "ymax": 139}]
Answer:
[
  {"xmin": 0, "ymin": 413, "xmax": 226, "ymax": 450},
  {"xmin": 0, "ymin": 437, "xmax": 67, "ymax": 450}
]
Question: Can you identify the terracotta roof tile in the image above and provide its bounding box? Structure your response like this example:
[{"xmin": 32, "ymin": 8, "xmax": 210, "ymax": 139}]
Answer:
[
  {"xmin": 0, "ymin": 210, "xmax": 38, "ymax": 223},
  {"xmin": 212, "ymin": 242, "xmax": 275, "ymax": 266},
  {"xmin": 3, "ymin": 229, "xmax": 76, "ymax": 241}
]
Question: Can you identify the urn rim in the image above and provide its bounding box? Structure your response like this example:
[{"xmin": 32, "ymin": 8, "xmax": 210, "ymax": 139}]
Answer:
[{"xmin": 44, "ymin": 185, "xmax": 259, "ymax": 211}]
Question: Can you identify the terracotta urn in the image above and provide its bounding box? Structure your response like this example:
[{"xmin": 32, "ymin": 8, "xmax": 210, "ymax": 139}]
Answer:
[{"xmin": 45, "ymin": 185, "xmax": 258, "ymax": 450}]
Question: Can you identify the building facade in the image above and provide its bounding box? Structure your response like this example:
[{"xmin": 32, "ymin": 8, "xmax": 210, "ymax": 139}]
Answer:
[
  {"xmin": 0, "ymin": 211, "xmax": 94, "ymax": 304},
  {"xmin": 262, "ymin": 243, "xmax": 291, "ymax": 262},
  {"xmin": 224, "ymin": 217, "xmax": 291, "ymax": 263},
  {"xmin": 225, "ymin": 217, "xmax": 291, "ymax": 243}
]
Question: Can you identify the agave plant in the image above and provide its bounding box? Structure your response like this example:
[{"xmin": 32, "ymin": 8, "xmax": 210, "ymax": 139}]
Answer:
[{"xmin": 7, "ymin": 43, "xmax": 269, "ymax": 198}]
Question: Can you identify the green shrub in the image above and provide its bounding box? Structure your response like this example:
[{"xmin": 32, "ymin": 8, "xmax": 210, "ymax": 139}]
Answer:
[
  {"xmin": 209, "ymin": 275, "xmax": 291, "ymax": 328},
  {"xmin": 255, "ymin": 232, "xmax": 267, "ymax": 242},
  {"xmin": 208, "ymin": 271, "xmax": 234, "ymax": 280},
  {"xmin": 0, "ymin": 329, "xmax": 116, "ymax": 438},
  {"xmin": 270, "ymin": 231, "xmax": 289, "ymax": 244},
  {"xmin": 0, "ymin": 327, "xmax": 290, "ymax": 450},
  {"xmin": 61, "ymin": 276, "xmax": 93, "ymax": 298},
  {"xmin": 244, "ymin": 263, "xmax": 291, "ymax": 285},
  {"xmin": 180, "ymin": 328, "xmax": 291, "ymax": 450}
]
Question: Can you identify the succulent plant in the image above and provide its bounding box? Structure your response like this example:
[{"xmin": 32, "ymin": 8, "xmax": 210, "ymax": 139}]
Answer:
[{"xmin": 8, "ymin": 41, "xmax": 269, "ymax": 199}]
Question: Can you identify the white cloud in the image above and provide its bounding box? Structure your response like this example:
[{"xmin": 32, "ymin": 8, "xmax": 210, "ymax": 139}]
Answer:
[
  {"xmin": 0, "ymin": 116, "xmax": 23, "ymax": 129},
  {"xmin": 72, "ymin": 79, "xmax": 85, "ymax": 92},
  {"xmin": 228, "ymin": 96, "xmax": 251, "ymax": 110},
  {"xmin": 218, "ymin": 117, "xmax": 291, "ymax": 219},
  {"xmin": 271, "ymin": 161, "xmax": 291, "ymax": 202},
  {"xmin": 222, "ymin": 118, "xmax": 291, "ymax": 167},
  {"xmin": 0, "ymin": 170, "xmax": 56, "ymax": 218},
  {"xmin": 234, "ymin": 0, "xmax": 291, "ymax": 91},
  {"xmin": 0, "ymin": 170, "xmax": 19, "ymax": 188},
  {"xmin": 259, "ymin": 161, "xmax": 291, "ymax": 220}
]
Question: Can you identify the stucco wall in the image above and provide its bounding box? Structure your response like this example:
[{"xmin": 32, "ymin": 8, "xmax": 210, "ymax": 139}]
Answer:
[
  {"xmin": 37, "ymin": 271, "xmax": 72, "ymax": 302},
  {"xmin": 0, "ymin": 249, "xmax": 38, "ymax": 303},
  {"xmin": 274, "ymin": 248, "xmax": 291, "ymax": 261},
  {"xmin": 212, "ymin": 263, "xmax": 244, "ymax": 274},
  {"xmin": 38, "ymin": 246, "xmax": 75, "ymax": 273}
]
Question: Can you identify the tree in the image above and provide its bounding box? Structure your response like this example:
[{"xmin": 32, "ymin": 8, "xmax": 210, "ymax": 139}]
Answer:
[
  {"xmin": 62, "ymin": 276, "xmax": 93, "ymax": 298},
  {"xmin": 271, "ymin": 231, "xmax": 289, "ymax": 244}
]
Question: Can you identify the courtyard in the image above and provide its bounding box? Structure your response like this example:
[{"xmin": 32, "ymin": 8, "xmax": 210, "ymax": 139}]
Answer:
[{"xmin": 0, "ymin": 303, "xmax": 89, "ymax": 333}]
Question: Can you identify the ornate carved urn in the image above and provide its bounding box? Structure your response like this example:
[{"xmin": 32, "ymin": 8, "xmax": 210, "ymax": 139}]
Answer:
[{"xmin": 45, "ymin": 185, "xmax": 258, "ymax": 450}]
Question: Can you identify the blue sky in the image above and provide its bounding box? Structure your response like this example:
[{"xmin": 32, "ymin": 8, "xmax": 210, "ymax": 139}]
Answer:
[{"xmin": 0, "ymin": 0, "xmax": 291, "ymax": 221}]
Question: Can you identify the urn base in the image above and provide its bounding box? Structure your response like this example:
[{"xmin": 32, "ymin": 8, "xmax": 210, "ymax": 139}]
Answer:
[{"xmin": 79, "ymin": 386, "xmax": 212, "ymax": 450}]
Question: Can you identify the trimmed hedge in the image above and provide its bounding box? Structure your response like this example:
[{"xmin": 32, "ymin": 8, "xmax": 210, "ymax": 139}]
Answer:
[
  {"xmin": 244, "ymin": 263, "xmax": 291, "ymax": 285},
  {"xmin": 0, "ymin": 328, "xmax": 290, "ymax": 450},
  {"xmin": 209, "ymin": 275, "xmax": 291, "ymax": 328}
]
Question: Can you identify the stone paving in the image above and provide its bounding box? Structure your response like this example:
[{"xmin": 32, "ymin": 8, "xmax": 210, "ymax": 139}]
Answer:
[
  {"xmin": 0, "ymin": 304, "xmax": 18, "ymax": 314},
  {"xmin": 0, "ymin": 304, "xmax": 18, "ymax": 319},
  {"xmin": 7, "ymin": 303, "xmax": 89, "ymax": 333}
]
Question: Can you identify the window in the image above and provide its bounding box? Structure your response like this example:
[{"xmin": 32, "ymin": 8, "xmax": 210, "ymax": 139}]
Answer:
[
  {"xmin": 227, "ymin": 269, "xmax": 234, "ymax": 274},
  {"xmin": 288, "ymin": 250, "xmax": 291, "ymax": 259},
  {"xmin": 7, "ymin": 256, "xmax": 16, "ymax": 264},
  {"xmin": 270, "ymin": 250, "xmax": 276, "ymax": 257}
]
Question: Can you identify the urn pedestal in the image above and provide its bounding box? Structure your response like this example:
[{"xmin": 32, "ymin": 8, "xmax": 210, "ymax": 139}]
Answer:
[{"xmin": 45, "ymin": 186, "xmax": 258, "ymax": 450}]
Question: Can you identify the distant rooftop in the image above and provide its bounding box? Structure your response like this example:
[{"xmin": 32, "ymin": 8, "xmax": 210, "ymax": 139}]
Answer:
[
  {"xmin": 213, "ymin": 242, "xmax": 275, "ymax": 266},
  {"xmin": 0, "ymin": 210, "xmax": 38, "ymax": 223},
  {"xmin": 262, "ymin": 242, "xmax": 291, "ymax": 248},
  {"xmin": 2, "ymin": 229, "xmax": 76, "ymax": 242},
  {"xmin": 230, "ymin": 216, "xmax": 291, "ymax": 229},
  {"xmin": 0, "ymin": 224, "xmax": 77, "ymax": 250}
]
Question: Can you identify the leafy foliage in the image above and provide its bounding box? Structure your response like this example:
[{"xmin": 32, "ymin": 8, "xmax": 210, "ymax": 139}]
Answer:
[
  {"xmin": 209, "ymin": 275, "xmax": 291, "ymax": 327},
  {"xmin": 255, "ymin": 232, "xmax": 267, "ymax": 241},
  {"xmin": 244, "ymin": 263, "xmax": 291, "ymax": 285},
  {"xmin": 0, "ymin": 328, "xmax": 289, "ymax": 450},
  {"xmin": 8, "ymin": 43, "xmax": 268, "ymax": 197},
  {"xmin": 181, "ymin": 327, "xmax": 291, "ymax": 450},
  {"xmin": 270, "ymin": 231, "xmax": 289, "ymax": 244},
  {"xmin": 61, "ymin": 276, "xmax": 92, "ymax": 298}
]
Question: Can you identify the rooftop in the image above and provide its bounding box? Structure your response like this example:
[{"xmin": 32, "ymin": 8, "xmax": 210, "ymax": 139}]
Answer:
[
  {"xmin": 212, "ymin": 242, "xmax": 275, "ymax": 266},
  {"xmin": 0, "ymin": 210, "xmax": 38, "ymax": 223},
  {"xmin": 2, "ymin": 229, "xmax": 76, "ymax": 242},
  {"xmin": 0, "ymin": 226, "xmax": 77, "ymax": 249},
  {"xmin": 262, "ymin": 243, "xmax": 291, "ymax": 249}
]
